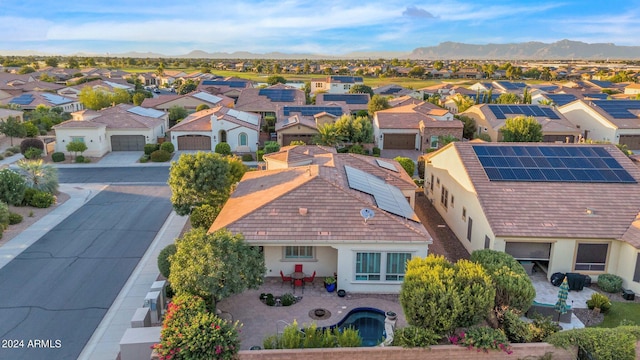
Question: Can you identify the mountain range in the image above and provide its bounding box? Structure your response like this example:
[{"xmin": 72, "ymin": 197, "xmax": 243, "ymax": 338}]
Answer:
[{"xmin": 2, "ymin": 40, "xmax": 640, "ymax": 60}]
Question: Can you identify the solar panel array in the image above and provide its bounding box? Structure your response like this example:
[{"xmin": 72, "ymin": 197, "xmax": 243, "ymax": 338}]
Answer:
[
  {"xmin": 592, "ymin": 100, "xmax": 640, "ymax": 119},
  {"xmin": 546, "ymin": 94, "xmax": 578, "ymax": 106},
  {"xmin": 322, "ymin": 94, "xmax": 369, "ymax": 104},
  {"xmin": 192, "ymin": 92, "xmax": 223, "ymax": 104},
  {"xmin": 258, "ymin": 89, "xmax": 296, "ymax": 102},
  {"xmin": 487, "ymin": 104, "xmax": 560, "ymax": 119},
  {"xmin": 472, "ymin": 145, "xmax": 636, "ymax": 183},
  {"xmin": 40, "ymin": 93, "xmax": 72, "ymax": 105},
  {"xmin": 331, "ymin": 76, "xmax": 363, "ymax": 83},
  {"xmin": 227, "ymin": 109, "xmax": 259, "ymax": 125},
  {"xmin": 589, "ymin": 80, "xmax": 612, "ymax": 88},
  {"xmin": 280, "ymin": 116, "xmax": 299, "ymax": 127},
  {"xmin": 10, "ymin": 94, "xmax": 34, "ymax": 105},
  {"xmin": 584, "ymin": 93, "xmax": 608, "ymax": 100},
  {"xmin": 201, "ymin": 80, "xmax": 248, "ymax": 88},
  {"xmin": 469, "ymin": 93, "xmax": 500, "ymax": 102},
  {"xmin": 103, "ymin": 80, "xmax": 131, "ymax": 89},
  {"xmin": 344, "ymin": 165, "xmax": 419, "ymax": 221},
  {"xmin": 375, "ymin": 159, "xmax": 399, "ymax": 172},
  {"xmin": 495, "ymin": 81, "xmax": 527, "ymax": 90},
  {"xmin": 282, "ymin": 106, "xmax": 344, "ymax": 117},
  {"xmin": 379, "ymin": 87, "xmax": 402, "ymax": 95},
  {"xmin": 128, "ymin": 106, "xmax": 165, "ymax": 118}
]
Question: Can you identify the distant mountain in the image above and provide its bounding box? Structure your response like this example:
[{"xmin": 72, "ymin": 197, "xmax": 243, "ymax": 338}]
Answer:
[{"xmin": 409, "ymin": 39, "xmax": 640, "ymax": 60}]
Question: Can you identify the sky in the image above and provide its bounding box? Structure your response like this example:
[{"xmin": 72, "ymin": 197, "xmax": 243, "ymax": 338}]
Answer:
[{"xmin": 1, "ymin": 0, "xmax": 640, "ymax": 56}]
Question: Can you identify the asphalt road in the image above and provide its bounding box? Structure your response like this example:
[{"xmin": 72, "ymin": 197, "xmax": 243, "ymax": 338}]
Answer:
[
  {"xmin": 0, "ymin": 184, "xmax": 172, "ymax": 360},
  {"xmin": 58, "ymin": 167, "xmax": 170, "ymax": 184}
]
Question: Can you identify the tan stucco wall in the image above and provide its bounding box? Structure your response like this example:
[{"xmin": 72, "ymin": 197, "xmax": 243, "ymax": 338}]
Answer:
[
  {"xmin": 559, "ymin": 103, "xmax": 618, "ymax": 143},
  {"xmin": 54, "ymin": 127, "xmax": 109, "ymax": 157},
  {"xmin": 262, "ymin": 245, "xmax": 338, "ymax": 280}
]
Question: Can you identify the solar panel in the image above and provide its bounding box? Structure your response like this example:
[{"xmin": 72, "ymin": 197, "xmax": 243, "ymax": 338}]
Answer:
[
  {"xmin": 589, "ymin": 80, "xmax": 612, "ymax": 88},
  {"xmin": 487, "ymin": 104, "xmax": 560, "ymax": 119},
  {"xmin": 495, "ymin": 81, "xmax": 526, "ymax": 90},
  {"xmin": 331, "ymin": 76, "xmax": 362, "ymax": 83},
  {"xmin": 128, "ymin": 106, "xmax": 165, "ymax": 118},
  {"xmin": 592, "ymin": 100, "xmax": 640, "ymax": 119},
  {"xmin": 322, "ymin": 94, "xmax": 369, "ymax": 104},
  {"xmin": 344, "ymin": 165, "xmax": 419, "ymax": 221},
  {"xmin": 227, "ymin": 109, "xmax": 259, "ymax": 125},
  {"xmin": 258, "ymin": 88, "xmax": 296, "ymax": 102},
  {"xmin": 545, "ymin": 94, "xmax": 577, "ymax": 106},
  {"xmin": 40, "ymin": 93, "xmax": 72, "ymax": 105},
  {"xmin": 282, "ymin": 106, "xmax": 344, "ymax": 117},
  {"xmin": 201, "ymin": 80, "xmax": 249, "ymax": 88},
  {"xmin": 584, "ymin": 93, "xmax": 608, "ymax": 100},
  {"xmin": 192, "ymin": 92, "xmax": 223, "ymax": 104},
  {"xmin": 375, "ymin": 159, "xmax": 399, "ymax": 172},
  {"xmin": 472, "ymin": 145, "xmax": 636, "ymax": 184},
  {"xmin": 9, "ymin": 94, "xmax": 34, "ymax": 105}
]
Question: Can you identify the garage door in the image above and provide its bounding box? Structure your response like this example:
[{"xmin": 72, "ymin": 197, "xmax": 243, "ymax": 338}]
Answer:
[
  {"xmin": 177, "ymin": 135, "xmax": 211, "ymax": 150},
  {"xmin": 505, "ymin": 242, "xmax": 551, "ymax": 261},
  {"xmin": 620, "ymin": 135, "xmax": 640, "ymax": 150},
  {"xmin": 282, "ymin": 134, "xmax": 316, "ymax": 146},
  {"xmin": 111, "ymin": 135, "xmax": 145, "ymax": 151},
  {"xmin": 383, "ymin": 134, "xmax": 416, "ymax": 149}
]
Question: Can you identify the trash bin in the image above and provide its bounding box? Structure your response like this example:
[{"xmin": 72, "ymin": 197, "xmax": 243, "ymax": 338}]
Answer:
[
  {"xmin": 623, "ymin": 289, "xmax": 635, "ymax": 301},
  {"xmin": 550, "ymin": 272, "xmax": 565, "ymax": 286},
  {"xmin": 566, "ymin": 272, "xmax": 585, "ymax": 291},
  {"xmin": 583, "ymin": 275, "xmax": 592, "ymax": 287}
]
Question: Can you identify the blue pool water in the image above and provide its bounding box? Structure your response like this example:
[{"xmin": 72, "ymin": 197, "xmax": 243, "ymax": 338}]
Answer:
[{"xmin": 324, "ymin": 307, "xmax": 386, "ymax": 346}]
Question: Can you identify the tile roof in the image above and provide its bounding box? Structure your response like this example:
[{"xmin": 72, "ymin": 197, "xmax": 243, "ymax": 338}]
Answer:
[
  {"xmin": 448, "ymin": 142, "xmax": 640, "ymax": 243},
  {"xmin": 57, "ymin": 103, "xmax": 165, "ymax": 129},
  {"xmin": 559, "ymin": 100, "xmax": 640, "ymax": 130},
  {"xmin": 235, "ymin": 86, "xmax": 305, "ymax": 113},
  {"xmin": 211, "ymin": 147, "xmax": 430, "ymax": 243},
  {"xmin": 463, "ymin": 104, "xmax": 578, "ymax": 133},
  {"xmin": 376, "ymin": 102, "xmax": 461, "ymax": 130},
  {"xmin": 53, "ymin": 119, "xmax": 107, "ymax": 129},
  {"xmin": 168, "ymin": 108, "xmax": 214, "ymax": 132}
]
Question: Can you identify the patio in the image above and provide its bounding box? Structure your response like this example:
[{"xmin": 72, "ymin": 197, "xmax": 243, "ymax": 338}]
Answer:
[{"xmin": 216, "ymin": 277, "xmax": 407, "ymax": 350}]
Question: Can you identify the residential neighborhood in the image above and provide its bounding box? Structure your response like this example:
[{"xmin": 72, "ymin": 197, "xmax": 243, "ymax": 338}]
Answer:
[{"xmin": 2, "ymin": 53, "xmax": 640, "ymax": 360}]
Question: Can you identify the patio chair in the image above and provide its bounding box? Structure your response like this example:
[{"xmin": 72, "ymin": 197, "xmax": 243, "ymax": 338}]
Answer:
[
  {"xmin": 280, "ymin": 270, "xmax": 292, "ymax": 287},
  {"xmin": 304, "ymin": 271, "xmax": 316, "ymax": 287},
  {"xmin": 294, "ymin": 264, "xmax": 303, "ymax": 273},
  {"xmin": 293, "ymin": 278, "xmax": 304, "ymax": 294}
]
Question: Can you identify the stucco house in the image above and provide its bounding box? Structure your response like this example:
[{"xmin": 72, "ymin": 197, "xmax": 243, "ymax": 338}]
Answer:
[
  {"xmin": 235, "ymin": 84, "xmax": 305, "ymax": 119},
  {"xmin": 197, "ymin": 77, "xmax": 254, "ymax": 102},
  {"xmin": 53, "ymin": 104, "xmax": 167, "ymax": 157},
  {"xmin": 310, "ymin": 76, "xmax": 364, "ymax": 94},
  {"xmin": 168, "ymin": 106, "xmax": 260, "ymax": 152},
  {"xmin": 140, "ymin": 91, "xmax": 235, "ymax": 113},
  {"xmin": 373, "ymin": 101, "xmax": 461, "ymax": 151},
  {"xmin": 424, "ymin": 141, "xmax": 640, "ymax": 294},
  {"xmin": 0, "ymin": 108, "xmax": 24, "ymax": 122},
  {"xmin": 209, "ymin": 145, "xmax": 432, "ymax": 293},
  {"xmin": 57, "ymin": 79, "xmax": 133, "ymax": 99},
  {"xmin": 558, "ymin": 99, "xmax": 640, "ymax": 150},
  {"xmin": 2, "ymin": 91, "xmax": 82, "ymax": 113},
  {"xmin": 275, "ymin": 106, "xmax": 343, "ymax": 146},
  {"xmin": 624, "ymin": 84, "xmax": 640, "ymax": 96},
  {"xmin": 461, "ymin": 104, "xmax": 581, "ymax": 143},
  {"xmin": 315, "ymin": 93, "xmax": 370, "ymax": 115}
]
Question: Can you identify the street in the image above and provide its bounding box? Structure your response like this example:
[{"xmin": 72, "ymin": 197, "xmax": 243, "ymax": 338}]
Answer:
[{"xmin": 57, "ymin": 167, "xmax": 170, "ymax": 184}]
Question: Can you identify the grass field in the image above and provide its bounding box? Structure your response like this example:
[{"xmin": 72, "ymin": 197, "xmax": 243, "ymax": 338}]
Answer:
[{"xmin": 596, "ymin": 302, "xmax": 640, "ymax": 328}]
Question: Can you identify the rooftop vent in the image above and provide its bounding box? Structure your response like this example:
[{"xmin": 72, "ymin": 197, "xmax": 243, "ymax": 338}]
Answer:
[
  {"xmin": 585, "ymin": 208, "xmax": 595, "ymax": 215},
  {"xmin": 299, "ymin": 208, "xmax": 308, "ymax": 215}
]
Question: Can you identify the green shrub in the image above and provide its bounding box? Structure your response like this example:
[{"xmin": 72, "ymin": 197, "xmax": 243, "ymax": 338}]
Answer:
[
  {"xmin": 51, "ymin": 152, "xmax": 65, "ymax": 162},
  {"xmin": 0, "ymin": 154, "xmax": 3, "ymax": 161},
  {"xmin": 301, "ymin": 323, "xmax": 325, "ymax": 348},
  {"xmin": 394, "ymin": 156, "xmax": 415, "ymax": 176},
  {"xmin": 280, "ymin": 320, "xmax": 304, "ymax": 348},
  {"xmin": 392, "ymin": 326, "xmax": 441, "ymax": 348},
  {"xmin": 215, "ymin": 142, "xmax": 231, "ymax": 155},
  {"xmin": 265, "ymin": 294, "xmax": 276, "ymax": 306},
  {"xmin": 190, "ymin": 203, "xmax": 221, "ymax": 229},
  {"xmin": 451, "ymin": 326, "xmax": 512, "ymax": 354},
  {"xmin": 0, "ymin": 202, "xmax": 9, "ymax": 229},
  {"xmin": 264, "ymin": 141, "xmax": 280, "ymax": 154},
  {"xmin": 500, "ymin": 308, "xmax": 532, "ymax": 343},
  {"xmin": 0, "ymin": 169, "xmax": 27, "ymax": 206},
  {"xmin": 241, "ymin": 153, "xmax": 253, "ymax": 161},
  {"xmin": 159, "ymin": 141, "xmax": 174, "ymax": 153},
  {"xmin": 417, "ymin": 157, "xmax": 425, "ymax": 179},
  {"xmin": 335, "ymin": 327, "xmax": 362, "ymax": 347},
  {"xmin": 8, "ymin": 146, "xmax": 21, "ymax": 153},
  {"xmin": 587, "ymin": 292, "xmax": 612, "ymax": 312},
  {"xmin": 348, "ymin": 144, "xmax": 365, "ymax": 154},
  {"xmin": 24, "ymin": 147, "xmax": 43, "ymax": 159},
  {"xmin": 529, "ymin": 314, "xmax": 561, "ymax": 342},
  {"xmin": 20, "ymin": 138, "xmax": 44, "ymax": 154},
  {"xmin": 257, "ymin": 150, "xmax": 265, "ymax": 161},
  {"xmin": 22, "ymin": 188, "xmax": 36, "ymax": 206},
  {"xmin": 30, "ymin": 191, "xmax": 55, "ymax": 208},
  {"xmin": 144, "ymin": 143, "xmax": 159, "ymax": 155},
  {"xmin": 470, "ymin": 249, "xmax": 535, "ymax": 312},
  {"xmin": 8, "ymin": 212, "xmax": 23, "ymax": 225},
  {"xmin": 83, "ymin": 157, "xmax": 91, "ymax": 163},
  {"xmin": 372, "ymin": 147, "xmax": 381, "ymax": 156},
  {"xmin": 597, "ymin": 273, "xmax": 623, "ymax": 293},
  {"xmin": 75, "ymin": 155, "xmax": 85, "ymax": 163},
  {"xmin": 547, "ymin": 326, "xmax": 640, "ymax": 360},
  {"xmin": 139, "ymin": 154, "xmax": 149, "ymax": 163},
  {"xmin": 150, "ymin": 149, "xmax": 171, "ymax": 162},
  {"xmin": 289, "ymin": 140, "xmax": 306, "ymax": 146},
  {"xmin": 4, "ymin": 150, "xmax": 14, "ymax": 157},
  {"xmin": 24, "ymin": 122, "xmax": 39, "ymax": 137},
  {"xmin": 157, "ymin": 244, "xmax": 177, "ymax": 278},
  {"xmin": 280, "ymin": 293, "xmax": 296, "ymax": 306}
]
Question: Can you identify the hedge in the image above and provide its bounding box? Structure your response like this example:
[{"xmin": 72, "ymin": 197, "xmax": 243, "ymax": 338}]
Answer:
[
  {"xmin": 20, "ymin": 138, "xmax": 44, "ymax": 154},
  {"xmin": 150, "ymin": 149, "xmax": 172, "ymax": 162}
]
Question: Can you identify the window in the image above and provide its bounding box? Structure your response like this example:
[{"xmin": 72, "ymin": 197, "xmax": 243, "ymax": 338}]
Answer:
[
  {"xmin": 467, "ymin": 217, "xmax": 473, "ymax": 242},
  {"xmin": 484, "ymin": 236, "xmax": 490, "ymax": 249},
  {"xmin": 239, "ymin": 132, "xmax": 248, "ymax": 146},
  {"xmin": 634, "ymin": 253, "xmax": 640, "ymax": 283},
  {"xmin": 462, "ymin": 207, "xmax": 467, "ymax": 221},
  {"xmin": 284, "ymin": 246, "xmax": 314, "ymax": 259},
  {"xmin": 440, "ymin": 186, "xmax": 449, "ymax": 209},
  {"xmin": 450, "ymin": 195, "xmax": 455, "ymax": 208},
  {"xmin": 430, "ymin": 135, "xmax": 439, "ymax": 149},
  {"xmin": 355, "ymin": 252, "xmax": 411, "ymax": 281},
  {"xmin": 344, "ymin": 84, "xmax": 350, "ymax": 90},
  {"xmin": 70, "ymin": 136, "xmax": 85, "ymax": 143},
  {"xmin": 574, "ymin": 243, "xmax": 608, "ymax": 271},
  {"xmin": 430, "ymin": 174, "xmax": 434, "ymax": 192}
]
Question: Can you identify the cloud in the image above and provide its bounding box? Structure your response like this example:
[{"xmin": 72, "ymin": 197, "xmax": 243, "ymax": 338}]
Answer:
[{"xmin": 402, "ymin": 6, "xmax": 436, "ymax": 19}]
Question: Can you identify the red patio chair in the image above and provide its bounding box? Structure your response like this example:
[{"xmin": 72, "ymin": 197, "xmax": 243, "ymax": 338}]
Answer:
[
  {"xmin": 280, "ymin": 270, "xmax": 292, "ymax": 287},
  {"xmin": 294, "ymin": 264, "xmax": 303, "ymax": 273},
  {"xmin": 304, "ymin": 271, "xmax": 316, "ymax": 287},
  {"xmin": 293, "ymin": 278, "xmax": 304, "ymax": 294}
]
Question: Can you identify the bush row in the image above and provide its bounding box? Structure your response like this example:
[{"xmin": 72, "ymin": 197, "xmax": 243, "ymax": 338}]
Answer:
[{"xmin": 263, "ymin": 321, "xmax": 362, "ymax": 349}]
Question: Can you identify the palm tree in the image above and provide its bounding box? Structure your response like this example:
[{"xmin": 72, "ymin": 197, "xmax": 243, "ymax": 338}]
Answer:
[
  {"xmin": 17, "ymin": 159, "xmax": 59, "ymax": 194},
  {"xmin": 313, "ymin": 123, "xmax": 345, "ymax": 147}
]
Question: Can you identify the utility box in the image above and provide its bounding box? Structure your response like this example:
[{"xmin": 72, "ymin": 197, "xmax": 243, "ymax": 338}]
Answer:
[
  {"xmin": 150, "ymin": 280, "xmax": 167, "ymax": 311},
  {"xmin": 623, "ymin": 289, "xmax": 636, "ymax": 301},
  {"xmin": 143, "ymin": 291, "xmax": 161, "ymax": 324},
  {"xmin": 131, "ymin": 307, "xmax": 151, "ymax": 328}
]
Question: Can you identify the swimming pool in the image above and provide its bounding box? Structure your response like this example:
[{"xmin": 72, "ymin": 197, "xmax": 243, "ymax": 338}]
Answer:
[{"xmin": 324, "ymin": 307, "xmax": 387, "ymax": 347}]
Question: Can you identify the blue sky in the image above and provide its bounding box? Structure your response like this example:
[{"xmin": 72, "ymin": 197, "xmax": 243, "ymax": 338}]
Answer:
[{"xmin": 1, "ymin": 0, "xmax": 639, "ymax": 55}]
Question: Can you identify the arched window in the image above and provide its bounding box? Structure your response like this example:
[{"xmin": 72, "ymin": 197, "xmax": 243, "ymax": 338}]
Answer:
[
  {"xmin": 219, "ymin": 130, "xmax": 227, "ymax": 143},
  {"xmin": 239, "ymin": 132, "xmax": 248, "ymax": 146}
]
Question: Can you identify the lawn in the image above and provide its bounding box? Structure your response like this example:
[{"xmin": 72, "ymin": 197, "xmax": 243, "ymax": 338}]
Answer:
[{"xmin": 596, "ymin": 302, "xmax": 640, "ymax": 328}]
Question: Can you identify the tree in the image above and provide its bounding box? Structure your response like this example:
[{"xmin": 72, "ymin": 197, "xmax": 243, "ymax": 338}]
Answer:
[
  {"xmin": 0, "ymin": 169, "xmax": 27, "ymax": 206},
  {"xmin": 313, "ymin": 122, "xmax": 344, "ymax": 147},
  {"xmin": 496, "ymin": 92, "xmax": 520, "ymax": 104},
  {"xmin": 408, "ymin": 66, "xmax": 425, "ymax": 78},
  {"xmin": 368, "ymin": 94, "xmax": 390, "ymax": 115},
  {"xmin": 132, "ymin": 92, "xmax": 146, "ymax": 106},
  {"xmin": 394, "ymin": 157, "xmax": 415, "ymax": 177},
  {"xmin": 456, "ymin": 115, "xmax": 477, "ymax": 140},
  {"xmin": 168, "ymin": 106, "xmax": 188, "ymax": 127},
  {"xmin": 66, "ymin": 58, "xmax": 79, "ymax": 69},
  {"xmin": 0, "ymin": 116, "xmax": 26, "ymax": 146},
  {"xmin": 157, "ymin": 244, "xmax": 176, "ymax": 278},
  {"xmin": 453, "ymin": 95, "xmax": 475, "ymax": 113},
  {"xmin": 177, "ymin": 79, "xmax": 198, "ymax": 95},
  {"xmin": 45, "ymin": 57, "xmax": 59, "ymax": 67},
  {"xmin": 500, "ymin": 116, "xmax": 543, "ymax": 142},
  {"xmin": 169, "ymin": 228, "xmax": 265, "ymax": 310},
  {"xmin": 433, "ymin": 61, "xmax": 444, "ymax": 71},
  {"xmin": 266, "ymin": 75, "xmax": 287, "ymax": 85},
  {"xmin": 18, "ymin": 66, "xmax": 36, "ymax": 74},
  {"xmin": 16, "ymin": 159, "xmax": 58, "ymax": 194},
  {"xmin": 78, "ymin": 87, "xmax": 116, "ymax": 110},
  {"xmin": 348, "ymin": 84, "xmax": 374, "ymax": 97},
  {"xmin": 168, "ymin": 152, "xmax": 247, "ymax": 215},
  {"xmin": 66, "ymin": 140, "xmax": 88, "ymax": 160}
]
